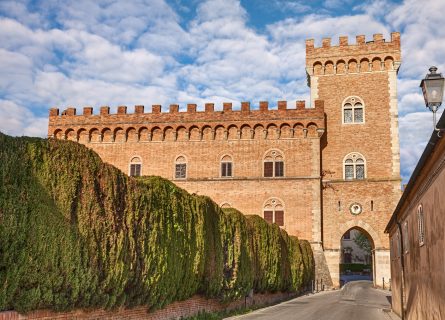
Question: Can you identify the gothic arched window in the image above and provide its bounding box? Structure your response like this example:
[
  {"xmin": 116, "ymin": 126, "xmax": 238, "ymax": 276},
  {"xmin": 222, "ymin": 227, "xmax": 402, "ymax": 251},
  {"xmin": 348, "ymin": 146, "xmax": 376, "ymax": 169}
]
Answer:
[
  {"xmin": 263, "ymin": 150, "xmax": 284, "ymax": 178},
  {"xmin": 343, "ymin": 96, "xmax": 365, "ymax": 124},
  {"xmin": 343, "ymin": 152, "xmax": 366, "ymax": 180},
  {"xmin": 129, "ymin": 156, "xmax": 142, "ymax": 177},
  {"xmin": 175, "ymin": 155, "xmax": 187, "ymax": 179},
  {"xmin": 263, "ymin": 198, "xmax": 284, "ymax": 227},
  {"xmin": 221, "ymin": 155, "xmax": 233, "ymax": 178}
]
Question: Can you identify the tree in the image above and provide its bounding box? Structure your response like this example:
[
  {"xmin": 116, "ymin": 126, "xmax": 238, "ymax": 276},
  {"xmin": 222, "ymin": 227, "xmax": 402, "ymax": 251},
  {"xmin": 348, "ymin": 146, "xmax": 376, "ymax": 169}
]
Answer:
[{"xmin": 353, "ymin": 232, "xmax": 372, "ymax": 264}]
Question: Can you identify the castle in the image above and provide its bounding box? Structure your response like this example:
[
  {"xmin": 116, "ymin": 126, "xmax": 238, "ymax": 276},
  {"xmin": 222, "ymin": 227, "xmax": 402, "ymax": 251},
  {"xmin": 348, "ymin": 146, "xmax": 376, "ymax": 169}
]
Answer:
[{"xmin": 48, "ymin": 32, "xmax": 402, "ymax": 288}]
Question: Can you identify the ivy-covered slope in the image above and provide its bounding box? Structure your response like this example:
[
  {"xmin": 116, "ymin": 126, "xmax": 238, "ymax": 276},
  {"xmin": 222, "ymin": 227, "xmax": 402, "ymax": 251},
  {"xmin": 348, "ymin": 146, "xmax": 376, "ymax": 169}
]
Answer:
[{"xmin": 0, "ymin": 133, "xmax": 314, "ymax": 313}]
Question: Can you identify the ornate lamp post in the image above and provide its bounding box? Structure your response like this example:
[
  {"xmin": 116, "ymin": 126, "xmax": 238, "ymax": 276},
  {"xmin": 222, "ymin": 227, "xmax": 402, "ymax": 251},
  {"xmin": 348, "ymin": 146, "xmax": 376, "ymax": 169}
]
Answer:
[{"xmin": 420, "ymin": 66, "xmax": 445, "ymax": 136}]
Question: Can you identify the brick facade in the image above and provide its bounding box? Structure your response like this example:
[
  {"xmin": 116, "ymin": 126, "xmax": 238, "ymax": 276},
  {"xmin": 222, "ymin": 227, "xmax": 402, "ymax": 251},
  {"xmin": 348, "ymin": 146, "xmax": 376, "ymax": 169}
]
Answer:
[{"xmin": 48, "ymin": 33, "xmax": 402, "ymax": 288}]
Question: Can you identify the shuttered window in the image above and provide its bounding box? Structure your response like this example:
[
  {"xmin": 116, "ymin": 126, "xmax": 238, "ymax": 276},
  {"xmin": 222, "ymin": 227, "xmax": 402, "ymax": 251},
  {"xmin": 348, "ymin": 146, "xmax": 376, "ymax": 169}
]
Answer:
[
  {"xmin": 275, "ymin": 161, "xmax": 284, "ymax": 177},
  {"xmin": 130, "ymin": 164, "xmax": 141, "ymax": 177},
  {"xmin": 221, "ymin": 162, "xmax": 232, "ymax": 177},
  {"xmin": 275, "ymin": 210, "xmax": 284, "ymax": 226},
  {"xmin": 264, "ymin": 211, "xmax": 273, "ymax": 223},
  {"xmin": 264, "ymin": 162, "xmax": 274, "ymax": 177}
]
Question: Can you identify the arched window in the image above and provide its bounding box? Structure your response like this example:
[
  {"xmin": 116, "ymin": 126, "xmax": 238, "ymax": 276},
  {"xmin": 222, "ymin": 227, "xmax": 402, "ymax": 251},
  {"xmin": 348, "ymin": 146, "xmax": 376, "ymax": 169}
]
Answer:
[
  {"xmin": 263, "ymin": 150, "xmax": 284, "ymax": 178},
  {"xmin": 175, "ymin": 156, "xmax": 187, "ymax": 179},
  {"xmin": 129, "ymin": 156, "xmax": 142, "ymax": 177},
  {"xmin": 343, "ymin": 152, "xmax": 366, "ymax": 180},
  {"xmin": 221, "ymin": 155, "xmax": 233, "ymax": 178},
  {"xmin": 263, "ymin": 198, "xmax": 284, "ymax": 227},
  {"xmin": 417, "ymin": 204, "xmax": 425, "ymax": 246},
  {"xmin": 221, "ymin": 203, "xmax": 231, "ymax": 209},
  {"xmin": 342, "ymin": 96, "xmax": 364, "ymax": 124}
]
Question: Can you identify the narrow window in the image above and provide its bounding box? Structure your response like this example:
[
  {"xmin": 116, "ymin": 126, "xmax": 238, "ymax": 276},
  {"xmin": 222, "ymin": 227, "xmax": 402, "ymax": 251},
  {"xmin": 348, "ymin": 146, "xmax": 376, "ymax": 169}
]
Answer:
[
  {"xmin": 221, "ymin": 155, "xmax": 233, "ymax": 177},
  {"xmin": 417, "ymin": 205, "xmax": 425, "ymax": 246},
  {"xmin": 263, "ymin": 150, "xmax": 284, "ymax": 178},
  {"xmin": 343, "ymin": 152, "xmax": 366, "ymax": 180},
  {"xmin": 263, "ymin": 198, "xmax": 284, "ymax": 227},
  {"xmin": 129, "ymin": 157, "xmax": 142, "ymax": 177},
  {"xmin": 175, "ymin": 156, "xmax": 187, "ymax": 179},
  {"xmin": 342, "ymin": 97, "xmax": 365, "ymax": 124},
  {"xmin": 275, "ymin": 161, "xmax": 284, "ymax": 177},
  {"xmin": 264, "ymin": 161, "xmax": 274, "ymax": 177},
  {"xmin": 338, "ymin": 201, "xmax": 341, "ymax": 211},
  {"xmin": 403, "ymin": 221, "xmax": 409, "ymax": 254},
  {"xmin": 371, "ymin": 200, "xmax": 374, "ymax": 211},
  {"xmin": 343, "ymin": 104, "xmax": 353, "ymax": 123},
  {"xmin": 264, "ymin": 211, "xmax": 273, "ymax": 223}
]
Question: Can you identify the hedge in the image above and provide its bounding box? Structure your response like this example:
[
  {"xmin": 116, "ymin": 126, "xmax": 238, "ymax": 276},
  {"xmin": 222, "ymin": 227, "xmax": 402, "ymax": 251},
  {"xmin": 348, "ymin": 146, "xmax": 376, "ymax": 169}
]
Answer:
[{"xmin": 0, "ymin": 133, "xmax": 315, "ymax": 313}]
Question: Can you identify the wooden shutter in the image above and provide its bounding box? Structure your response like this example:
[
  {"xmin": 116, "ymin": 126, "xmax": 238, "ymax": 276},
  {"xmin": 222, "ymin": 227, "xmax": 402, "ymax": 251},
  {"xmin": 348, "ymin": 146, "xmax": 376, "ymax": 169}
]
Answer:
[
  {"xmin": 264, "ymin": 162, "xmax": 273, "ymax": 177},
  {"xmin": 275, "ymin": 161, "xmax": 284, "ymax": 177},
  {"xmin": 275, "ymin": 210, "xmax": 284, "ymax": 226},
  {"xmin": 264, "ymin": 211, "xmax": 273, "ymax": 223}
]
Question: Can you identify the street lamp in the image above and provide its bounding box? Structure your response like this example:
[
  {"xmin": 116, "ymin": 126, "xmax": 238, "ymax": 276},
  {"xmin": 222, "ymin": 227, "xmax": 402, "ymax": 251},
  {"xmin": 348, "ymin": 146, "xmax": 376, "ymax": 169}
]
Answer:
[{"xmin": 420, "ymin": 66, "xmax": 445, "ymax": 136}]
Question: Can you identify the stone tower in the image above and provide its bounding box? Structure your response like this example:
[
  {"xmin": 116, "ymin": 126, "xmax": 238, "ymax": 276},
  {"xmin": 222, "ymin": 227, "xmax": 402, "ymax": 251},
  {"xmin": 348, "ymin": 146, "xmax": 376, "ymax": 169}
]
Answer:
[{"xmin": 306, "ymin": 33, "xmax": 402, "ymax": 287}]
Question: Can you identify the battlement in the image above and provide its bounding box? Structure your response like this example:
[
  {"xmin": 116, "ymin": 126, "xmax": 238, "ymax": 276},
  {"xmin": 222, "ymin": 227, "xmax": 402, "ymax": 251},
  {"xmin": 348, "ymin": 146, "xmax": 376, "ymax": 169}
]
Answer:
[
  {"xmin": 50, "ymin": 100, "xmax": 313, "ymax": 118},
  {"xmin": 48, "ymin": 100, "xmax": 325, "ymax": 142},
  {"xmin": 306, "ymin": 32, "xmax": 401, "ymax": 76}
]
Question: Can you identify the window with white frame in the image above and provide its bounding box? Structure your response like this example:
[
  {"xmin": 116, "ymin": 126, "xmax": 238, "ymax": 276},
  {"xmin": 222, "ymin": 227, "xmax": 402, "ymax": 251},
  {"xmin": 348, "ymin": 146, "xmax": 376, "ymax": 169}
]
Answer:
[
  {"xmin": 417, "ymin": 204, "xmax": 425, "ymax": 246},
  {"xmin": 343, "ymin": 96, "xmax": 364, "ymax": 124},
  {"xmin": 343, "ymin": 152, "xmax": 366, "ymax": 180},
  {"xmin": 263, "ymin": 198, "xmax": 284, "ymax": 227},
  {"xmin": 263, "ymin": 150, "xmax": 284, "ymax": 178},
  {"xmin": 175, "ymin": 156, "xmax": 187, "ymax": 179},
  {"xmin": 129, "ymin": 156, "xmax": 142, "ymax": 176},
  {"xmin": 221, "ymin": 155, "xmax": 233, "ymax": 177}
]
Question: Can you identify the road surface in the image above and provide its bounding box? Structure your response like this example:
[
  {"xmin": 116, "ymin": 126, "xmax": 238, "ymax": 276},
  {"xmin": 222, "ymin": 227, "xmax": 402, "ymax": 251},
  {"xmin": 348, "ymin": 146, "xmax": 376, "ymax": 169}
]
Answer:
[{"xmin": 226, "ymin": 281, "xmax": 399, "ymax": 320}]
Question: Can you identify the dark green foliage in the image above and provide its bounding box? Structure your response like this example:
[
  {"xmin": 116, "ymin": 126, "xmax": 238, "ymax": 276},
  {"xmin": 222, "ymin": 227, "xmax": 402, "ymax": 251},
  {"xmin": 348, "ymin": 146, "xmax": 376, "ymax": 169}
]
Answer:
[
  {"xmin": 0, "ymin": 133, "xmax": 315, "ymax": 313},
  {"xmin": 340, "ymin": 263, "xmax": 372, "ymax": 273}
]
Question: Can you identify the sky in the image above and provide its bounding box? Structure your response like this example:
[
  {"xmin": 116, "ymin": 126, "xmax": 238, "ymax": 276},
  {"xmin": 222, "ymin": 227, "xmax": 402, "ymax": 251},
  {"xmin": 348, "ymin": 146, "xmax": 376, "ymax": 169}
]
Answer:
[{"xmin": 1, "ymin": 0, "xmax": 445, "ymax": 183}]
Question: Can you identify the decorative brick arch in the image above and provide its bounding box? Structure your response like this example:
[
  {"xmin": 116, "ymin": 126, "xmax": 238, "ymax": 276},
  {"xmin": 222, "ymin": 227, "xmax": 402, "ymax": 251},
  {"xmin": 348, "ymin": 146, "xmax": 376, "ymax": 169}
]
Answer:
[{"xmin": 335, "ymin": 220, "xmax": 382, "ymax": 250}]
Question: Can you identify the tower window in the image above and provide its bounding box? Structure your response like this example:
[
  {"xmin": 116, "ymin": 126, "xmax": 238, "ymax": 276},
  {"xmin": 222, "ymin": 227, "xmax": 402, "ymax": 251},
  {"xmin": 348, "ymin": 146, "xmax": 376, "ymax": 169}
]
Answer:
[
  {"xmin": 175, "ymin": 156, "xmax": 187, "ymax": 179},
  {"xmin": 343, "ymin": 152, "xmax": 366, "ymax": 180},
  {"xmin": 343, "ymin": 97, "xmax": 365, "ymax": 124},
  {"xmin": 263, "ymin": 150, "xmax": 284, "ymax": 178},
  {"xmin": 129, "ymin": 157, "xmax": 142, "ymax": 177},
  {"xmin": 263, "ymin": 198, "xmax": 285, "ymax": 227},
  {"xmin": 221, "ymin": 155, "xmax": 233, "ymax": 177}
]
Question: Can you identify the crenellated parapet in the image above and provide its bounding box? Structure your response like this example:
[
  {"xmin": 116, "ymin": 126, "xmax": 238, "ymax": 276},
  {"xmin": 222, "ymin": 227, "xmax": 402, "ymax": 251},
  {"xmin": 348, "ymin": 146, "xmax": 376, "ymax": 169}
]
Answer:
[
  {"xmin": 306, "ymin": 32, "xmax": 401, "ymax": 76},
  {"xmin": 48, "ymin": 100, "xmax": 325, "ymax": 143}
]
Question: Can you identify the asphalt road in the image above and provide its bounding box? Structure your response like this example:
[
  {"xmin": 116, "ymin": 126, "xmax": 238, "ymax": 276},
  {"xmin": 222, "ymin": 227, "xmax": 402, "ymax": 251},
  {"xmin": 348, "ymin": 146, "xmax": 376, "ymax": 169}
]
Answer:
[{"xmin": 226, "ymin": 281, "xmax": 399, "ymax": 320}]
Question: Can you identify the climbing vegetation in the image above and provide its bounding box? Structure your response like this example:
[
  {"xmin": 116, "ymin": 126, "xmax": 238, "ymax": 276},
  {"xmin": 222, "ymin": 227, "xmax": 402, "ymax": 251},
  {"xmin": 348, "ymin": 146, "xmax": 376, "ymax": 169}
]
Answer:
[{"xmin": 0, "ymin": 133, "xmax": 314, "ymax": 313}]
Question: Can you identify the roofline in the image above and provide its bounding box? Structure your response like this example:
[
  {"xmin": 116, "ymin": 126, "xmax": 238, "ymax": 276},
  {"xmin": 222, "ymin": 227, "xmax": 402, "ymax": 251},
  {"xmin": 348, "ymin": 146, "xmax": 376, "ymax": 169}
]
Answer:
[{"xmin": 385, "ymin": 111, "xmax": 445, "ymax": 233}]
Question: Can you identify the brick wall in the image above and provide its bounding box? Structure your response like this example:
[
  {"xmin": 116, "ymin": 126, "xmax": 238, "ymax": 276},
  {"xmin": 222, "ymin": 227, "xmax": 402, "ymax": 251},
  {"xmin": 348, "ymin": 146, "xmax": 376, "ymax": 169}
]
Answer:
[
  {"xmin": 306, "ymin": 32, "xmax": 402, "ymax": 287},
  {"xmin": 0, "ymin": 291, "xmax": 295, "ymax": 320},
  {"xmin": 47, "ymin": 101, "xmax": 325, "ymax": 241}
]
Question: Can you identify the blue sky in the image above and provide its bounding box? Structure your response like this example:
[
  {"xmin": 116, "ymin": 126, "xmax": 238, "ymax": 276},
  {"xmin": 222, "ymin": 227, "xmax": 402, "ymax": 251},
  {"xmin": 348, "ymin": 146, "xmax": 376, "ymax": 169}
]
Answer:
[{"xmin": 0, "ymin": 0, "xmax": 444, "ymax": 183}]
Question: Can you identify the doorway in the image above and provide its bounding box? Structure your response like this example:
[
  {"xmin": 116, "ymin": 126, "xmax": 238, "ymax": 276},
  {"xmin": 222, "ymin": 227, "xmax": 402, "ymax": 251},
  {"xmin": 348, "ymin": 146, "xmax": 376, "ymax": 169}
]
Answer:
[{"xmin": 339, "ymin": 227, "xmax": 374, "ymax": 287}]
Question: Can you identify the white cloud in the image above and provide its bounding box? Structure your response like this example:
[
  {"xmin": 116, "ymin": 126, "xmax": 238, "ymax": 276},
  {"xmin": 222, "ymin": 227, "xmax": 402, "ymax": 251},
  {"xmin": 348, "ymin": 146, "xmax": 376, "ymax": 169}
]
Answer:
[{"xmin": 0, "ymin": 100, "xmax": 48, "ymax": 137}]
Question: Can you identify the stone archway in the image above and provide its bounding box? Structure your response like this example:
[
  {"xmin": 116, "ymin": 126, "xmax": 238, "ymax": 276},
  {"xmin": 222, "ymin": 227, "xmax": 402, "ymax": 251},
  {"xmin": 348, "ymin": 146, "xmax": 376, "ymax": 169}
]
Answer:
[
  {"xmin": 324, "ymin": 220, "xmax": 386, "ymax": 288},
  {"xmin": 339, "ymin": 226, "xmax": 375, "ymax": 287}
]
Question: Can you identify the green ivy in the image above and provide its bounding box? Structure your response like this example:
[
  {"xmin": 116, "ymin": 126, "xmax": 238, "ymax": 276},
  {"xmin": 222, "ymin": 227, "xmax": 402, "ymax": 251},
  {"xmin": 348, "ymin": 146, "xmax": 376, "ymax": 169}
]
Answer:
[{"xmin": 0, "ymin": 133, "xmax": 315, "ymax": 313}]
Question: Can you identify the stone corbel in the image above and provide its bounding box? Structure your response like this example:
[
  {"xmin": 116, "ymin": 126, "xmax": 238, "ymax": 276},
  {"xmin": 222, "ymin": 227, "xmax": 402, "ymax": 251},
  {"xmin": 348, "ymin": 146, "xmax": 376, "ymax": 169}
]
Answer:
[
  {"xmin": 303, "ymin": 128, "xmax": 308, "ymax": 138},
  {"xmin": 317, "ymin": 128, "xmax": 325, "ymax": 138},
  {"xmin": 262, "ymin": 129, "xmax": 267, "ymax": 139}
]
